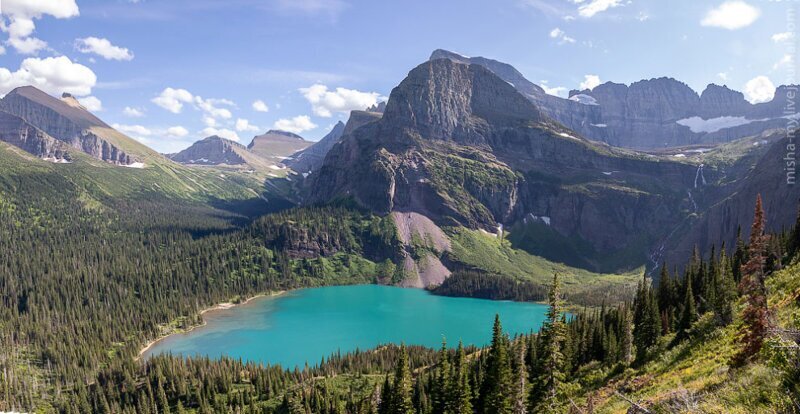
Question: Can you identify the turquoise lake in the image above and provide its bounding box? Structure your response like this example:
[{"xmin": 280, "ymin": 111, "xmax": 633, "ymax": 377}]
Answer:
[{"xmin": 143, "ymin": 285, "xmax": 548, "ymax": 368}]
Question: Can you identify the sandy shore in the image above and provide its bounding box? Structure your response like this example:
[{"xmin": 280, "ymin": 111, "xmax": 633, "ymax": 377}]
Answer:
[{"xmin": 136, "ymin": 290, "xmax": 286, "ymax": 360}]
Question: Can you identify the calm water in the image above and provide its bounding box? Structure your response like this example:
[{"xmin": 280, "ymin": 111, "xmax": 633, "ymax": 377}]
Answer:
[{"xmin": 143, "ymin": 285, "xmax": 548, "ymax": 368}]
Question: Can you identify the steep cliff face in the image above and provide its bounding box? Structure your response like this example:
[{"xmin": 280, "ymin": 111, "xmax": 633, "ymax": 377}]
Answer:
[
  {"xmin": 0, "ymin": 111, "xmax": 72, "ymax": 162},
  {"xmin": 432, "ymin": 49, "xmax": 795, "ymax": 149},
  {"xmin": 0, "ymin": 86, "xmax": 138, "ymax": 165},
  {"xmin": 286, "ymin": 121, "xmax": 346, "ymax": 173},
  {"xmin": 309, "ymin": 58, "xmax": 702, "ymax": 272},
  {"xmin": 170, "ymin": 136, "xmax": 249, "ymax": 165}
]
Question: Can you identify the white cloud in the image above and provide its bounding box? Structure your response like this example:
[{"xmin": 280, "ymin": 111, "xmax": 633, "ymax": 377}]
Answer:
[
  {"xmin": 123, "ymin": 106, "xmax": 145, "ymax": 117},
  {"xmin": 166, "ymin": 126, "xmax": 189, "ymax": 137},
  {"xmin": 578, "ymin": 0, "xmax": 622, "ymax": 18},
  {"xmin": 75, "ymin": 37, "xmax": 134, "ymax": 61},
  {"xmin": 743, "ymin": 76, "xmax": 775, "ymax": 104},
  {"xmin": 203, "ymin": 116, "xmax": 217, "ymax": 127},
  {"xmin": 235, "ymin": 118, "xmax": 260, "ymax": 132},
  {"xmin": 0, "ymin": 56, "xmax": 96, "ymax": 96},
  {"xmin": 1, "ymin": 0, "xmax": 79, "ymax": 55},
  {"xmin": 540, "ymin": 80, "xmax": 567, "ymax": 97},
  {"xmin": 636, "ymin": 12, "xmax": 650, "ymax": 22},
  {"xmin": 772, "ymin": 32, "xmax": 793, "ymax": 43},
  {"xmin": 77, "ymin": 96, "xmax": 102, "ymax": 112},
  {"xmin": 152, "ymin": 87, "xmax": 193, "ymax": 113},
  {"xmin": 717, "ymin": 72, "xmax": 729, "ymax": 82},
  {"xmin": 194, "ymin": 97, "xmax": 232, "ymax": 119},
  {"xmin": 201, "ymin": 127, "xmax": 240, "ymax": 142},
  {"xmin": 273, "ymin": 115, "xmax": 317, "ymax": 134},
  {"xmin": 274, "ymin": 0, "xmax": 347, "ymax": 17},
  {"xmin": 701, "ymin": 1, "xmax": 760, "ymax": 30},
  {"xmin": 580, "ymin": 74, "xmax": 601, "ymax": 90},
  {"xmin": 774, "ymin": 54, "xmax": 793, "ymax": 70},
  {"xmin": 112, "ymin": 123, "xmax": 153, "ymax": 137},
  {"xmin": 549, "ymin": 27, "xmax": 575, "ymax": 44},
  {"xmin": 252, "ymin": 99, "xmax": 270, "ymax": 112},
  {"xmin": 299, "ymin": 84, "xmax": 380, "ymax": 117},
  {"xmin": 6, "ymin": 36, "xmax": 48, "ymax": 54}
]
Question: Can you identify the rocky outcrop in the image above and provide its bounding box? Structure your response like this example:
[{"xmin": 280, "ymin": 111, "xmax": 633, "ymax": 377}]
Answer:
[
  {"xmin": 0, "ymin": 86, "xmax": 137, "ymax": 164},
  {"xmin": 309, "ymin": 58, "xmax": 702, "ymax": 272},
  {"xmin": 0, "ymin": 111, "xmax": 72, "ymax": 161},
  {"xmin": 170, "ymin": 136, "xmax": 249, "ymax": 165},
  {"xmin": 285, "ymin": 121, "xmax": 346, "ymax": 173},
  {"xmin": 432, "ymin": 49, "xmax": 796, "ymax": 149}
]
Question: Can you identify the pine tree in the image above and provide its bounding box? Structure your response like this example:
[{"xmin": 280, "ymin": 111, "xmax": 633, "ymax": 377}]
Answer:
[
  {"xmin": 530, "ymin": 273, "xmax": 566, "ymax": 413},
  {"xmin": 713, "ymin": 250, "xmax": 737, "ymax": 326},
  {"xmin": 676, "ymin": 272, "xmax": 697, "ymax": 341},
  {"xmin": 733, "ymin": 195, "xmax": 770, "ymax": 365},
  {"xmin": 512, "ymin": 341, "xmax": 528, "ymax": 414},
  {"xmin": 433, "ymin": 338, "xmax": 451, "ymax": 414},
  {"xmin": 448, "ymin": 341, "xmax": 473, "ymax": 414},
  {"xmin": 633, "ymin": 274, "xmax": 660, "ymax": 362},
  {"xmin": 390, "ymin": 344, "xmax": 415, "ymax": 414},
  {"xmin": 480, "ymin": 315, "xmax": 513, "ymax": 414}
]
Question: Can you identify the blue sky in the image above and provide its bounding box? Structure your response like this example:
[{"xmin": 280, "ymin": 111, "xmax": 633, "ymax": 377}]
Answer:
[{"xmin": 0, "ymin": 0, "xmax": 794, "ymax": 152}]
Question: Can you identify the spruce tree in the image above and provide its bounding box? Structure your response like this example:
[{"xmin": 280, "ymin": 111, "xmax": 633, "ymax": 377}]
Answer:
[
  {"xmin": 676, "ymin": 272, "xmax": 697, "ymax": 341},
  {"xmin": 480, "ymin": 315, "xmax": 513, "ymax": 414},
  {"xmin": 512, "ymin": 341, "xmax": 528, "ymax": 414},
  {"xmin": 433, "ymin": 338, "xmax": 451, "ymax": 414},
  {"xmin": 448, "ymin": 341, "xmax": 473, "ymax": 414},
  {"xmin": 713, "ymin": 250, "xmax": 737, "ymax": 326},
  {"xmin": 633, "ymin": 274, "xmax": 660, "ymax": 362},
  {"xmin": 390, "ymin": 344, "xmax": 415, "ymax": 414},
  {"xmin": 733, "ymin": 195, "xmax": 770, "ymax": 365},
  {"xmin": 530, "ymin": 273, "xmax": 566, "ymax": 413}
]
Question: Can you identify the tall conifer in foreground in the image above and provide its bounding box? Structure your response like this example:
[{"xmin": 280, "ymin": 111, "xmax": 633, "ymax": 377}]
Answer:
[
  {"xmin": 480, "ymin": 315, "xmax": 513, "ymax": 414},
  {"xmin": 733, "ymin": 195, "xmax": 770, "ymax": 366},
  {"xmin": 530, "ymin": 273, "xmax": 566, "ymax": 413}
]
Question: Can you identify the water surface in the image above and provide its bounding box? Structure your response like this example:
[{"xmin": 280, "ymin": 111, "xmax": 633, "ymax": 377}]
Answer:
[{"xmin": 144, "ymin": 285, "xmax": 548, "ymax": 368}]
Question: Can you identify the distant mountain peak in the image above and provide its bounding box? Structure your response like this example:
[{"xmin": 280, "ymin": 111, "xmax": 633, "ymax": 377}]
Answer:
[{"xmin": 261, "ymin": 130, "xmax": 306, "ymax": 140}]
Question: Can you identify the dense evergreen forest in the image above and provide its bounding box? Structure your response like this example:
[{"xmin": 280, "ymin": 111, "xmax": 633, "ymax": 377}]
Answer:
[{"xmin": 1, "ymin": 161, "xmax": 799, "ymax": 412}]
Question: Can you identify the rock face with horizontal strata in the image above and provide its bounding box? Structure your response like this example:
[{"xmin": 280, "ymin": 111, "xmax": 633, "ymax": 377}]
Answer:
[
  {"xmin": 0, "ymin": 111, "xmax": 72, "ymax": 161},
  {"xmin": 0, "ymin": 86, "xmax": 135, "ymax": 164}
]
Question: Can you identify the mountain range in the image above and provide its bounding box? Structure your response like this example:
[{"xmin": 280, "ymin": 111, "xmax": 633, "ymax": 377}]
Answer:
[{"xmin": 0, "ymin": 50, "xmax": 796, "ymax": 281}]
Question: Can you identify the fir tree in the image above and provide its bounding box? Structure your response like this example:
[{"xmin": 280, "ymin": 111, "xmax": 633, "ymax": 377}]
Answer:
[
  {"xmin": 733, "ymin": 195, "xmax": 770, "ymax": 365},
  {"xmin": 480, "ymin": 315, "xmax": 513, "ymax": 414},
  {"xmin": 448, "ymin": 341, "xmax": 473, "ymax": 414},
  {"xmin": 713, "ymin": 250, "xmax": 737, "ymax": 326},
  {"xmin": 676, "ymin": 272, "xmax": 697, "ymax": 341},
  {"xmin": 433, "ymin": 338, "xmax": 451, "ymax": 414},
  {"xmin": 530, "ymin": 273, "xmax": 566, "ymax": 413},
  {"xmin": 389, "ymin": 345, "xmax": 415, "ymax": 414},
  {"xmin": 633, "ymin": 274, "xmax": 660, "ymax": 362}
]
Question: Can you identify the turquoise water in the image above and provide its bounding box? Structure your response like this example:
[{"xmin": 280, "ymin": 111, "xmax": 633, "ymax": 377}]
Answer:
[{"xmin": 143, "ymin": 285, "xmax": 548, "ymax": 369}]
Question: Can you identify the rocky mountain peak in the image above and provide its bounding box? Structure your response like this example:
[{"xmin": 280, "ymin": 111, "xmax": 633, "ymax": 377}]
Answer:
[
  {"xmin": 383, "ymin": 58, "xmax": 542, "ymax": 144},
  {"xmin": 170, "ymin": 135, "xmax": 248, "ymax": 165},
  {"xmin": 697, "ymin": 83, "xmax": 750, "ymax": 118}
]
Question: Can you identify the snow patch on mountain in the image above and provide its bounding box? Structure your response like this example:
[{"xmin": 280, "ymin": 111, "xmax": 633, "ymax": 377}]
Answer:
[{"xmin": 569, "ymin": 94, "xmax": 599, "ymax": 105}]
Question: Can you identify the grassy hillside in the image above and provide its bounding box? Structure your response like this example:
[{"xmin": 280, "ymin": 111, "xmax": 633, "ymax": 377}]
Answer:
[{"xmin": 565, "ymin": 260, "xmax": 799, "ymax": 413}]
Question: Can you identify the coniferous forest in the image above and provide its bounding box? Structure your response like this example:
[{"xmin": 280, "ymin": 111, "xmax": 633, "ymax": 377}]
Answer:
[{"xmin": 2, "ymin": 159, "xmax": 799, "ymax": 413}]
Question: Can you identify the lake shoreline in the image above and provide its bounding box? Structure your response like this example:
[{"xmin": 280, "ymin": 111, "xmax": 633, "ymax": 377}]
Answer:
[{"xmin": 136, "ymin": 290, "xmax": 286, "ymax": 360}]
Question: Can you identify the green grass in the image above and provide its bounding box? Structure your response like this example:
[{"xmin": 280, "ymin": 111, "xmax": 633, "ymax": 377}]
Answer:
[{"xmin": 445, "ymin": 226, "xmax": 642, "ymax": 305}]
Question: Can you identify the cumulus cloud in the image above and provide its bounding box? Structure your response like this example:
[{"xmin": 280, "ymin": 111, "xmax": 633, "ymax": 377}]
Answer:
[
  {"xmin": 549, "ymin": 28, "xmax": 575, "ymax": 44},
  {"xmin": 772, "ymin": 32, "xmax": 793, "ymax": 43},
  {"xmin": 0, "ymin": 0, "xmax": 79, "ymax": 54},
  {"xmin": 252, "ymin": 99, "xmax": 270, "ymax": 112},
  {"xmin": 123, "ymin": 106, "xmax": 145, "ymax": 117},
  {"xmin": 701, "ymin": 1, "xmax": 760, "ymax": 30},
  {"xmin": 75, "ymin": 37, "xmax": 134, "ymax": 61},
  {"xmin": 578, "ymin": 0, "xmax": 622, "ymax": 18},
  {"xmin": 273, "ymin": 115, "xmax": 317, "ymax": 134},
  {"xmin": 717, "ymin": 72, "xmax": 729, "ymax": 82},
  {"xmin": 77, "ymin": 96, "xmax": 102, "ymax": 112},
  {"xmin": 112, "ymin": 123, "xmax": 153, "ymax": 137},
  {"xmin": 151, "ymin": 87, "xmax": 194, "ymax": 113},
  {"xmin": 540, "ymin": 80, "xmax": 566, "ymax": 97},
  {"xmin": 195, "ymin": 97, "xmax": 233, "ymax": 119},
  {"xmin": 743, "ymin": 76, "xmax": 775, "ymax": 104},
  {"xmin": 580, "ymin": 74, "xmax": 601, "ymax": 90},
  {"xmin": 201, "ymin": 127, "xmax": 240, "ymax": 142},
  {"xmin": 166, "ymin": 126, "xmax": 189, "ymax": 137},
  {"xmin": 0, "ymin": 56, "xmax": 96, "ymax": 96},
  {"xmin": 299, "ymin": 84, "xmax": 380, "ymax": 117},
  {"xmin": 235, "ymin": 118, "xmax": 260, "ymax": 132}
]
